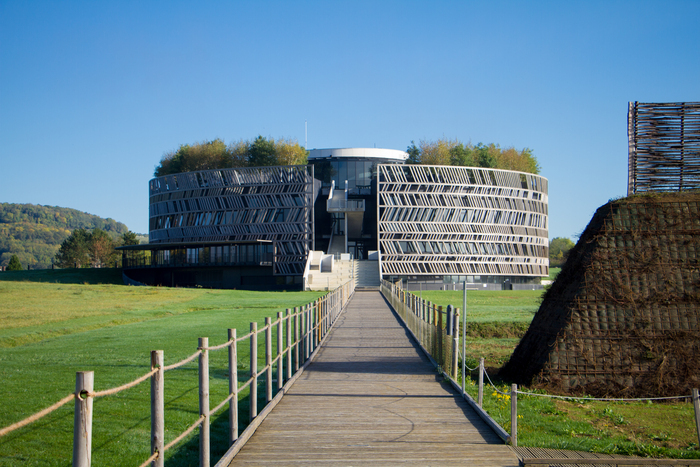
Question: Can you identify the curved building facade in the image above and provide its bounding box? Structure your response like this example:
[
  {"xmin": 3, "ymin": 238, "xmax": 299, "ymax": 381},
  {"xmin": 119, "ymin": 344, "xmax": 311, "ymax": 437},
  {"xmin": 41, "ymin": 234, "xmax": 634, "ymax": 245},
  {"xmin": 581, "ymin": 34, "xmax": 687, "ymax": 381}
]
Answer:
[
  {"xmin": 123, "ymin": 165, "xmax": 314, "ymax": 289},
  {"xmin": 377, "ymin": 164, "xmax": 548, "ymax": 288},
  {"xmin": 122, "ymin": 148, "xmax": 548, "ymax": 290}
]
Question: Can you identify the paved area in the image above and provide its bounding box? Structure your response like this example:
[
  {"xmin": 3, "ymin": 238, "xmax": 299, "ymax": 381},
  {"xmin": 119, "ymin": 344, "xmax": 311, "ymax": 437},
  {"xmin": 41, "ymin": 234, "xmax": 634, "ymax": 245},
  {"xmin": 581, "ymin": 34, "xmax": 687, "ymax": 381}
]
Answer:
[{"xmin": 228, "ymin": 291, "xmax": 520, "ymax": 466}]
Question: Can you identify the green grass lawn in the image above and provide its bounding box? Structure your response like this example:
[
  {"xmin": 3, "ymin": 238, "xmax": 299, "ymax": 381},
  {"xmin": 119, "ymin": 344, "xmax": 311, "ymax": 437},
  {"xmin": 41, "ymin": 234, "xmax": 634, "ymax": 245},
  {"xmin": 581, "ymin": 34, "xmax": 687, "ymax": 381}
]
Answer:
[
  {"xmin": 459, "ymin": 380, "xmax": 700, "ymax": 459},
  {"xmin": 3, "ymin": 271, "xmax": 698, "ymax": 463},
  {"xmin": 0, "ymin": 270, "xmax": 324, "ymax": 466},
  {"xmin": 419, "ymin": 289, "xmax": 542, "ymax": 323}
]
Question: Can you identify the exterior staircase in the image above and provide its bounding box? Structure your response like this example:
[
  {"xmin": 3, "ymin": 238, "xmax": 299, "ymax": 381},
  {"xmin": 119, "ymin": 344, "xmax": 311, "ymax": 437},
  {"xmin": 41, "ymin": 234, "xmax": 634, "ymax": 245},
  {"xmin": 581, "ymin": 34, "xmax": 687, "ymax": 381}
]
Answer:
[
  {"xmin": 305, "ymin": 259, "xmax": 354, "ymax": 291},
  {"xmin": 354, "ymin": 260, "xmax": 380, "ymax": 289}
]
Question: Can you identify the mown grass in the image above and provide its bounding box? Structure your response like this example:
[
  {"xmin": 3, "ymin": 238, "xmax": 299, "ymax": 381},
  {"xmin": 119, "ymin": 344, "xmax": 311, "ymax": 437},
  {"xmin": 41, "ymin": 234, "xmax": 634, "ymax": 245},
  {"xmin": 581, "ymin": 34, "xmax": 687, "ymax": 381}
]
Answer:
[
  {"xmin": 0, "ymin": 270, "xmax": 324, "ymax": 466},
  {"xmin": 418, "ymin": 289, "xmax": 541, "ymax": 323}
]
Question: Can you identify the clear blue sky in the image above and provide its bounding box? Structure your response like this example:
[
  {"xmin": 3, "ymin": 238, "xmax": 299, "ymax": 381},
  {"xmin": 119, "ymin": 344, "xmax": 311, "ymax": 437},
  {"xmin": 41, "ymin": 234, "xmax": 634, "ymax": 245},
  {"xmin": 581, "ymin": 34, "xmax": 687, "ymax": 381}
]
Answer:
[{"xmin": 1, "ymin": 1, "xmax": 698, "ymax": 239}]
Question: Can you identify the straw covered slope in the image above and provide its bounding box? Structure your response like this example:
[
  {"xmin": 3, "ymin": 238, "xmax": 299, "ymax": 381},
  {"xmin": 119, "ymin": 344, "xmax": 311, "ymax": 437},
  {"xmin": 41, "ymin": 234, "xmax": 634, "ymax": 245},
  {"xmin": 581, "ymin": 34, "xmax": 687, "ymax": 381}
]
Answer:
[{"xmin": 501, "ymin": 192, "xmax": 700, "ymax": 397}]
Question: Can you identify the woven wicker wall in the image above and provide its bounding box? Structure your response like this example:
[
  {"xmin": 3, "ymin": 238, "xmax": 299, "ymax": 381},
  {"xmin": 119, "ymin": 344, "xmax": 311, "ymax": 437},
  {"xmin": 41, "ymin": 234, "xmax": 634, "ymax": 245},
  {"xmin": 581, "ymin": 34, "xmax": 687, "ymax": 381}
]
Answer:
[
  {"xmin": 628, "ymin": 102, "xmax": 700, "ymax": 195},
  {"xmin": 501, "ymin": 193, "xmax": 700, "ymax": 397}
]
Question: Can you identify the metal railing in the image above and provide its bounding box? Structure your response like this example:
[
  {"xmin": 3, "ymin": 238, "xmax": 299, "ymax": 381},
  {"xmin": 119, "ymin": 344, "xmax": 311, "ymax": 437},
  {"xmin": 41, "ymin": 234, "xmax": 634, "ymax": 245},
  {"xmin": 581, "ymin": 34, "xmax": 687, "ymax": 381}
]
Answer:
[{"xmin": 326, "ymin": 198, "xmax": 365, "ymax": 212}]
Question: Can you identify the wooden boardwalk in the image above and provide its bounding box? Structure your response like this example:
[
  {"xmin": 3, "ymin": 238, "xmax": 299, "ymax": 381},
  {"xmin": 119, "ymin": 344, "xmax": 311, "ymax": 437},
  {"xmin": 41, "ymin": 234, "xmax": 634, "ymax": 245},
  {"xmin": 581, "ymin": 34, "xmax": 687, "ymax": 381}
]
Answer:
[{"xmin": 227, "ymin": 290, "xmax": 520, "ymax": 466}]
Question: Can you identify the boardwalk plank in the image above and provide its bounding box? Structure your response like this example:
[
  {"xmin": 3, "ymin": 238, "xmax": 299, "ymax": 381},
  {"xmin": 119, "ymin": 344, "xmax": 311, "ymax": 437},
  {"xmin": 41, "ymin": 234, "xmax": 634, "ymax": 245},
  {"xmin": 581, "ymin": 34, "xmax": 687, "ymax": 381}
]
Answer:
[{"xmin": 227, "ymin": 291, "xmax": 519, "ymax": 466}]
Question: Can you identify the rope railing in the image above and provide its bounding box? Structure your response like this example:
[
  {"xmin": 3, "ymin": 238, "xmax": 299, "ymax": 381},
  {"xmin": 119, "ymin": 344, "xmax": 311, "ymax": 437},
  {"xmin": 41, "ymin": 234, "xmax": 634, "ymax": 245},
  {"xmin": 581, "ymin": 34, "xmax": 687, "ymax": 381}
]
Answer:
[
  {"xmin": 482, "ymin": 366, "xmax": 691, "ymax": 402},
  {"xmin": 164, "ymin": 415, "xmax": 205, "ymax": 452},
  {"xmin": 92, "ymin": 368, "xmax": 159, "ymax": 398},
  {"xmin": 0, "ymin": 393, "xmax": 75, "ymax": 438},
  {"xmin": 381, "ymin": 279, "xmax": 700, "ymax": 454},
  {"xmin": 0, "ymin": 279, "xmax": 356, "ymax": 467},
  {"xmin": 137, "ymin": 451, "xmax": 159, "ymax": 467},
  {"xmin": 164, "ymin": 349, "xmax": 202, "ymax": 371}
]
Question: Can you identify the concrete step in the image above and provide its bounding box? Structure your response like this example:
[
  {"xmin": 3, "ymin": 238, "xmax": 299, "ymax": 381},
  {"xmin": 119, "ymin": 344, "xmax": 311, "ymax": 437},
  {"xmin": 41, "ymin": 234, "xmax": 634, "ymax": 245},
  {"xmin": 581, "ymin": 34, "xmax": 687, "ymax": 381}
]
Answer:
[{"xmin": 354, "ymin": 260, "xmax": 380, "ymax": 287}]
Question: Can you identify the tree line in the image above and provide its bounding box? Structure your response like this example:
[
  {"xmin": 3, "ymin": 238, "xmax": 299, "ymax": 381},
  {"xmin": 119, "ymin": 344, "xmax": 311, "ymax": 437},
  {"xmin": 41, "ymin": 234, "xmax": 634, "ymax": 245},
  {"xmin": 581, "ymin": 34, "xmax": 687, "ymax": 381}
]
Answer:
[
  {"xmin": 154, "ymin": 136, "xmax": 542, "ymax": 177},
  {"xmin": 0, "ymin": 202, "xmax": 128, "ymax": 232},
  {"xmin": 406, "ymin": 139, "xmax": 541, "ymax": 174},
  {"xmin": 154, "ymin": 136, "xmax": 308, "ymax": 177},
  {"xmin": 53, "ymin": 229, "xmax": 139, "ymax": 269}
]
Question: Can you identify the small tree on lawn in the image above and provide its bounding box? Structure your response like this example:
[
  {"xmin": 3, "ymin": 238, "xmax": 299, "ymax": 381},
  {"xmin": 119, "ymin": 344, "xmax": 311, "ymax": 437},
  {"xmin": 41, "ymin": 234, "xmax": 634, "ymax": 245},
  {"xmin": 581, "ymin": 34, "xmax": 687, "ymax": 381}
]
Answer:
[
  {"xmin": 7, "ymin": 255, "xmax": 22, "ymax": 271},
  {"xmin": 55, "ymin": 228, "xmax": 91, "ymax": 268}
]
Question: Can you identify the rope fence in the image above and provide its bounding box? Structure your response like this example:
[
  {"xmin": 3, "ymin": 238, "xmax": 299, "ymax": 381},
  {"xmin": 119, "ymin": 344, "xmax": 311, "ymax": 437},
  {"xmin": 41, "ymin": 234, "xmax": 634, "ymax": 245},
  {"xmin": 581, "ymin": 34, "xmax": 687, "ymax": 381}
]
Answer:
[
  {"xmin": 381, "ymin": 279, "xmax": 700, "ymax": 454},
  {"xmin": 0, "ymin": 280, "xmax": 355, "ymax": 467},
  {"xmin": 0, "ymin": 393, "xmax": 75, "ymax": 438}
]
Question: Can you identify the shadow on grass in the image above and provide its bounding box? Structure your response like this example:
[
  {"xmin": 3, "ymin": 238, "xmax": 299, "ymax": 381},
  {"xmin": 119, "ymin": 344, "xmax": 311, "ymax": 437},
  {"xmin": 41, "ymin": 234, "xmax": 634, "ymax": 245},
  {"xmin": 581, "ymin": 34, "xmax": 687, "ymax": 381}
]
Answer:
[{"xmin": 0, "ymin": 268, "xmax": 124, "ymax": 285}]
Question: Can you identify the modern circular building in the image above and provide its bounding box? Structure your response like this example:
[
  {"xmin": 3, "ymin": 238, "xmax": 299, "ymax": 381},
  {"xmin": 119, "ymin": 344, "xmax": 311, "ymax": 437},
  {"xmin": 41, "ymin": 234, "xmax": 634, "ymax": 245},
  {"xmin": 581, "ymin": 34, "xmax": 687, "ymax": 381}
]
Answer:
[{"xmin": 121, "ymin": 147, "xmax": 548, "ymax": 290}]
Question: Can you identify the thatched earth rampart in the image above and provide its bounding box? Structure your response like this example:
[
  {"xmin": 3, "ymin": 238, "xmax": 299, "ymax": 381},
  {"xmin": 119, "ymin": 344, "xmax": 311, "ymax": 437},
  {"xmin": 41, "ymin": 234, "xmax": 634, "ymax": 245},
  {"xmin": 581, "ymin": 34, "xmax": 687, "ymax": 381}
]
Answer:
[{"xmin": 500, "ymin": 192, "xmax": 700, "ymax": 397}]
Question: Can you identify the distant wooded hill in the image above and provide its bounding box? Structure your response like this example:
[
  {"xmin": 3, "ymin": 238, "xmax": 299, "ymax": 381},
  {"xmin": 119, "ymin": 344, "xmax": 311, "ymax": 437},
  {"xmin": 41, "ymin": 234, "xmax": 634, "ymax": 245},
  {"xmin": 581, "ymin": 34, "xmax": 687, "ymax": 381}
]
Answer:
[{"xmin": 0, "ymin": 203, "xmax": 132, "ymax": 269}]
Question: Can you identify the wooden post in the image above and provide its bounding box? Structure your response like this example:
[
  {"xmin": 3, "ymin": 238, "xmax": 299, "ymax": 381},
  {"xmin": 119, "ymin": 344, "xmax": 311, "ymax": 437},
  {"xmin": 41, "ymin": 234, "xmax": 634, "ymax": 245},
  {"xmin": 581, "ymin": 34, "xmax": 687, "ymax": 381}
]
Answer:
[
  {"xmin": 250, "ymin": 323, "xmax": 257, "ymax": 422},
  {"xmin": 276, "ymin": 312, "xmax": 283, "ymax": 392},
  {"xmin": 478, "ymin": 357, "xmax": 484, "ymax": 407},
  {"xmin": 305, "ymin": 305, "xmax": 311, "ymax": 359},
  {"xmin": 693, "ymin": 388, "xmax": 700, "ymax": 448},
  {"xmin": 300, "ymin": 306, "xmax": 306, "ymax": 363},
  {"xmin": 228, "ymin": 329, "xmax": 238, "ymax": 444},
  {"xmin": 438, "ymin": 306, "xmax": 443, "ymax": 366},
  {"xmin": 510, "ymin": 384, "xmax": 518, "ymax": 447},
  {"xmin": 312, "ymin": 301, "xmax": 316, "ymax": 350},
  {"xmin": 315, "ymin": 300, "xmax": 320, "ymax": 346},
  {"xmin": 453, "ymin": 309, "xmax": 459, "ymax": 381},
  {"xmin": 462, "ymin": 282, "xmax": 467, "ymax": 393},
  {"xmin": 316, "ymin": 300, "xmax": 321, "ymax": 346},
  {"xmin": 321, "ymin": 298, "xmax": 328, "ymax": 340},
  {"xmin": 419, "ymin": 298, "xmax": 424, "ymax": 344},
  {"xmin": 265, "ymin": 317, "xmax": 272, "ymax": 403},
  {"xmin": 446, "ymin": 305, "xmax": 453, "ymax": 335},
  {"xmin": 293, "ymin": 308, "xmax": 299, "ymax": 371},
  {"xmin": 286, "ymin": 309, "xmax": 292, "ymax": 379},
  {"xmin": 73, "ymin": 371, "xmax": 93, "ymax": 467},
  {"xmin": 151, "ymin": 351, "xmax": 165, "ymax": 467},
  {"xmin": 199, "ymin": 337, "xmax": 210, "ymax": 467},
  {"xmin": 298, "ymin": 306, "xmax": 304, "ymax": 364}
]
